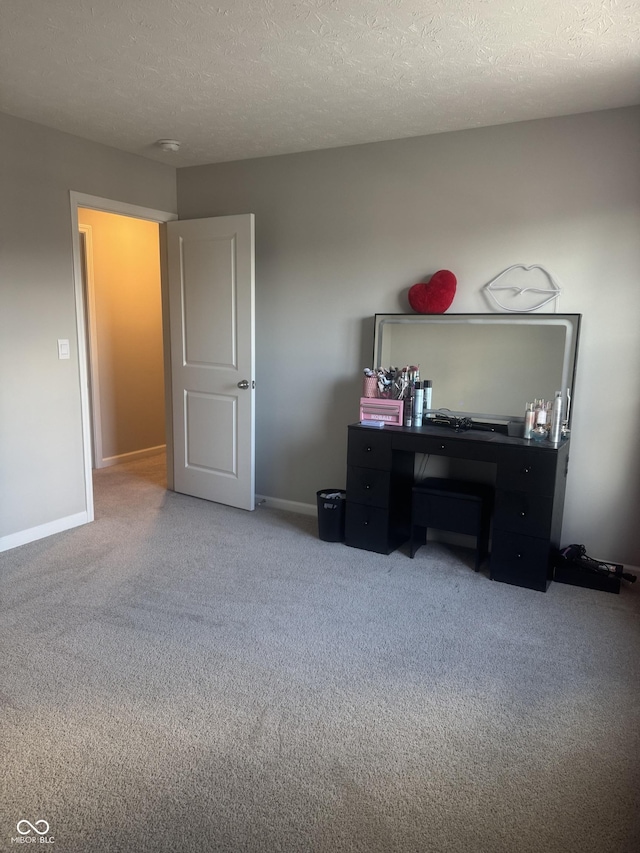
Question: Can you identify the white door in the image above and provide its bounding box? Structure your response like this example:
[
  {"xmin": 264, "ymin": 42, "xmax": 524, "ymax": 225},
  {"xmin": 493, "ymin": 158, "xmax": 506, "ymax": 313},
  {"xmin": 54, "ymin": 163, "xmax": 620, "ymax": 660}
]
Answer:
[{"xmin": 167, "ymin": 214, "xmax": 255, "ymax": 510}]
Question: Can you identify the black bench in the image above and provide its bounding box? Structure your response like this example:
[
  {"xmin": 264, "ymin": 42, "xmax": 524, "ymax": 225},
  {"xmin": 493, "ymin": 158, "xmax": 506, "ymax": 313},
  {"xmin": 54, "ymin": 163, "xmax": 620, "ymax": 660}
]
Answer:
[{"xmin": 410, "ymin": 478, "xmax": 494, "ymax": 570}]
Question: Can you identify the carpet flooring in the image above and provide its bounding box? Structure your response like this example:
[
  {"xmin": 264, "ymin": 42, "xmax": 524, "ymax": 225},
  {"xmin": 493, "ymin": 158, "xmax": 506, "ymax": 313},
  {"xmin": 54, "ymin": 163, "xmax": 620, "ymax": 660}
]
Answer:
[{"xmin": 1, "ymin": 454, "xmax": 639, "ymax": 852}]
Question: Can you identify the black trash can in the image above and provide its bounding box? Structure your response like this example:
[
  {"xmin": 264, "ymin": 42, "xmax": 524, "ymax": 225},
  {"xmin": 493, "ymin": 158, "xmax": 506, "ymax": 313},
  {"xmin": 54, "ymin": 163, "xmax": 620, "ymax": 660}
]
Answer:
[{"xmin": 316, "ymin": 489, "xmax": 346, "ymax": 542}]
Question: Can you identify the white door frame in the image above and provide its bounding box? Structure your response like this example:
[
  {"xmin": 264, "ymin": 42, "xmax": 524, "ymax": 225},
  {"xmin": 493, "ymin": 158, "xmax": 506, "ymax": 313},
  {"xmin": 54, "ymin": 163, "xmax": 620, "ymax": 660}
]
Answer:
[
  {"xmin": 77, "ymin": 223, "xmax": 101, "ymax": 469},
  {"xmin": 70, "ymin": 191, "xmax": 178, "ymax": 522}
]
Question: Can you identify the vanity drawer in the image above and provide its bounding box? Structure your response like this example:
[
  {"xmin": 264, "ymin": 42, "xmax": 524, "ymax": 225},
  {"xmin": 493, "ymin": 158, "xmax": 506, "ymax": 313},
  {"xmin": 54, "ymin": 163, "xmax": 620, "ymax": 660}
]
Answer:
[
  {"xmin": 346, "ymin": 466, "xmax": 391, "ymax": 507},
  {"xmin": 393, "ymin": 432, "xmax": 497, "ymax": 463},
  {"xmin": 347, "ymin": 429, "xmax": 392, "ymax": 470},
  {"xmin": 493, "ymin": 491, "xmax": 554, "ymax": 538},
  {"xmin": 496, "ymin": 451, "xmax": 558, "ymax": 495},
  {"xmin": 345, "ymin": 502, "xmax": 392, "ymax": 553},
  {"xmin": 490, "ymin": 532, "xmax": 552, "ymax": 592}
]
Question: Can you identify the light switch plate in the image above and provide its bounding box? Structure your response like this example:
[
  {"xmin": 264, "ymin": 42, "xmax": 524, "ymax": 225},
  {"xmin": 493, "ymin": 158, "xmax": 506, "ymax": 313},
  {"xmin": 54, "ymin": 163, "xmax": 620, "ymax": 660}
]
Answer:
[{"xmin": 57, "ymin": 339, "xmax": 70, "ymax": 360}]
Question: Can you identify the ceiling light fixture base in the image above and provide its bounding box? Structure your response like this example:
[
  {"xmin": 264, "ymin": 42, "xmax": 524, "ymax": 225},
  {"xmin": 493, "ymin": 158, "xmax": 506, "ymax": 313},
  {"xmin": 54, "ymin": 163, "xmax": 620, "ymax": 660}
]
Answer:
[{"xmin": 156, "ymin": 139, "xmax": 181, "ymax": 152}]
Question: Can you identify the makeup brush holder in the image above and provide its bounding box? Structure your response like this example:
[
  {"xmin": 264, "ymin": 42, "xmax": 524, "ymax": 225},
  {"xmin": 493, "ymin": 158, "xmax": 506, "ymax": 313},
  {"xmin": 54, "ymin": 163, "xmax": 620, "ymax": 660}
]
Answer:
[{"xmin": 362, "ymin": 376, "xmax": 379, "ymax": 398}]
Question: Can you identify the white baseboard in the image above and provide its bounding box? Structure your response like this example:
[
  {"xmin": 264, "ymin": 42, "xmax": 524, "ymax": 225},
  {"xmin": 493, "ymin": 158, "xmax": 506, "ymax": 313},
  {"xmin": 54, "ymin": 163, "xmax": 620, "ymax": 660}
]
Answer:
[
  {"xmin": 255, "ymin": 495, "xmax": 317, "ymax": 516},
  {"xmin": 99, "ymin": 445, "xmax": 166, "ymax": 468},
  {"xmin": 0, "ymin": 511, "xmax": 89, "ymax": 553}
]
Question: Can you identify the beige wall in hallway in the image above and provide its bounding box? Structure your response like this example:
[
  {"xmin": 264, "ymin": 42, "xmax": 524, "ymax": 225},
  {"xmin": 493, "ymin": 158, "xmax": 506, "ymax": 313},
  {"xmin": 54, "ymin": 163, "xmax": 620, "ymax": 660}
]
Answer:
[{"xmin": 79, "ymin": 208, "xmax": 165, "ymax": 465}]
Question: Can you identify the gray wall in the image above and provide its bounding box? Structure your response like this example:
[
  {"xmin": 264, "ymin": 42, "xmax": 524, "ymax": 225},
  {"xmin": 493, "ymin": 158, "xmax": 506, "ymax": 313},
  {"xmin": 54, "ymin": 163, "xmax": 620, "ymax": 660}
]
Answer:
[
  {"xmin": 2, "ymin": 107, "xmax": 638, "ymax": 566},
  {"xmin": 177, "ymin": 107, "xmax": 640, "ymax": 565},
  {"xmin": 0, "ymin": 112, "xmax": 176, "ymax": 543}
]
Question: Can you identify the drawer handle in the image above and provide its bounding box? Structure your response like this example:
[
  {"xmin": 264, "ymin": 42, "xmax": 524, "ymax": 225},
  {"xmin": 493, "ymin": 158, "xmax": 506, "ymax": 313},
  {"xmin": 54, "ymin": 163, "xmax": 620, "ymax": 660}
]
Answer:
[
  {"xmin": 364, "ymin": 484, "xmax": 371, "ymax": 490},
  {"xmin": 523, "ymin": 467, "xmax": 531, "ymax": 474},
  {"xmin": 440, "ymin": 444, "xmax": 446, "ymax": 450},
  {"xmin": 363, "ymin": 520, "xmax": 369, "ymax": 526},
  {"xmin": 520, "ymin": 511, "xmax": 526, "ymax": 517},
  {"xmin": 516, "ymin": 553, "xmax": 523, "ymax": 559}
]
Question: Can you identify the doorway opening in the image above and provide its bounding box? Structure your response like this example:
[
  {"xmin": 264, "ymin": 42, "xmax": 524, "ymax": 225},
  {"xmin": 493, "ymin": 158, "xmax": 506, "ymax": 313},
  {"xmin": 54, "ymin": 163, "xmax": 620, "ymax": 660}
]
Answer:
[
  {"xmin": 79, "ymin": 208, "xmax": 165, "ymax": 474},
  {"xmin": 70, "ymin": 192, "xmax": 177, "ymax": 523}
]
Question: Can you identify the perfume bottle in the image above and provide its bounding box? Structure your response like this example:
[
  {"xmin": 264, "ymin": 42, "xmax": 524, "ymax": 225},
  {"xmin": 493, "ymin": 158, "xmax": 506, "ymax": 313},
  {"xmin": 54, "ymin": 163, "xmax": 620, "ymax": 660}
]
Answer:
[
  {"xmin": 531, "ymin": 402, "xmax": 549, "ymax": 441},
  {"xmin": 531, "ymin": 424, "xmax": 548, "ymax": 442}
]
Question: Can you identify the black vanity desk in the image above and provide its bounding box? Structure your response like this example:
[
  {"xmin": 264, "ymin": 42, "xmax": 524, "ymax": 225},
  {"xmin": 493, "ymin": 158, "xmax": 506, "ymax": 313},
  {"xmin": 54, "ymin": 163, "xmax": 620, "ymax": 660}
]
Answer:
[{"xmin": 345, "ymin": 422, "xmax": 570, "ymax": 592}]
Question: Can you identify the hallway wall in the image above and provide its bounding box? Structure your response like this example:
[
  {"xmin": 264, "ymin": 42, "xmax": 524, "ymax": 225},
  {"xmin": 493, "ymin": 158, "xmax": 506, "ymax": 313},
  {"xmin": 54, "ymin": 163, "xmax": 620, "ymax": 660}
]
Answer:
[{"xmin": 79, "ymin": 208, "xmax": 165, "ymax": 466}]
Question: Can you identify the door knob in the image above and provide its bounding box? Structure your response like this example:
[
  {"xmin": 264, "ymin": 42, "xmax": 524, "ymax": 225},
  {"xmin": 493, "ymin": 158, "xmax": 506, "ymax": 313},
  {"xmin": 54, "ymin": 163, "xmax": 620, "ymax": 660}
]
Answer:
[{"xmin": 237, "ymin": 380, "xmax": 252, "ymax": 389}]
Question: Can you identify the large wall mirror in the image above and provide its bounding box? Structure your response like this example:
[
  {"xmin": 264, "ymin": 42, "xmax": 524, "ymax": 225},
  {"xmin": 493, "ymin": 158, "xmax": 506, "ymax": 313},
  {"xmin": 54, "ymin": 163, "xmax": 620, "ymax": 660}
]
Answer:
[{"xmin": 373, "ymin": 313, "xmax": 581, "ymax": 425}]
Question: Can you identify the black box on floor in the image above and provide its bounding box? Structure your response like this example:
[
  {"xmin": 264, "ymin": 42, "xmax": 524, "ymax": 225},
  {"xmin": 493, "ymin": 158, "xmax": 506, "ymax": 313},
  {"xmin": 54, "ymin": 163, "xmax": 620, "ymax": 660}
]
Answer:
[{"xmin": 554, "ymin": 562, "xmax": 622, "ymax": 594}]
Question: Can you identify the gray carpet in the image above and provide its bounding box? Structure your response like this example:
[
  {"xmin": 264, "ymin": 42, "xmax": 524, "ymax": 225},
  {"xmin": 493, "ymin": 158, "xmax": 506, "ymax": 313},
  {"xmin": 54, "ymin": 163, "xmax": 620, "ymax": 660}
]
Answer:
[{"xmin": 1, "ymin": 454, "xmax": 639, "ymax": 853}]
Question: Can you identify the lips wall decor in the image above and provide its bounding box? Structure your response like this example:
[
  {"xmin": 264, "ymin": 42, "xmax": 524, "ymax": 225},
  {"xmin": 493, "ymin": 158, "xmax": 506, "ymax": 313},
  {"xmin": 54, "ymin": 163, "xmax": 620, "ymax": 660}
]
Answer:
[
  {"xmin": 484, "ymin": 264, "xmax": 562, "ymax": 312},
  {"xmin": 408, "ymin": 269, "xmax": 457, "ymax": 314}
]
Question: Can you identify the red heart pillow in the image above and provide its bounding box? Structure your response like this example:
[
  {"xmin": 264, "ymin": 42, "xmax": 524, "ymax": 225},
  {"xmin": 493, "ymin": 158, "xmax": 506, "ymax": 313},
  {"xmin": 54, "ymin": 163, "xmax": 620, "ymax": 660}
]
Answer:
[{"xmin": 408, "ymin": 270, "xmax": 457, "ymax": 314}]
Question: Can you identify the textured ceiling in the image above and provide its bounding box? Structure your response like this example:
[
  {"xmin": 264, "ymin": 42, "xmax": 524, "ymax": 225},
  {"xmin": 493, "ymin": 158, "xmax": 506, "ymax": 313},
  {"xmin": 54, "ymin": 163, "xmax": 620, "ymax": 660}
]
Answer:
[{"xmin": 1, "ymin": 0, "xmax": 639, "ymax": 167}]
